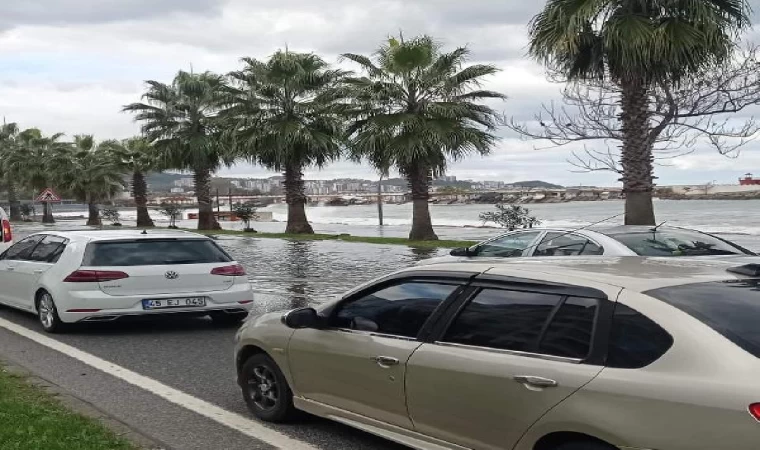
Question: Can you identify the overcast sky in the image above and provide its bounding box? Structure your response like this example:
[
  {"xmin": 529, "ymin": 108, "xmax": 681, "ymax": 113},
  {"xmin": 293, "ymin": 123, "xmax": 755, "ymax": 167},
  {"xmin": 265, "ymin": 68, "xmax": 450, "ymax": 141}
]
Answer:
[{"xmin": 1, "ymin": 0, "xmax": 759, "ymax": 186}]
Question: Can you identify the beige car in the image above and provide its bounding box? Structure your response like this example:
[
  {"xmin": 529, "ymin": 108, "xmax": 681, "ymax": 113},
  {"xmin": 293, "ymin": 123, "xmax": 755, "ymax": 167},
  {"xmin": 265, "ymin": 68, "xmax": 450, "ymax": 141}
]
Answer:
[{"xmin": 235, "ymin": 256, "xmax": 760, "ymax": 450}]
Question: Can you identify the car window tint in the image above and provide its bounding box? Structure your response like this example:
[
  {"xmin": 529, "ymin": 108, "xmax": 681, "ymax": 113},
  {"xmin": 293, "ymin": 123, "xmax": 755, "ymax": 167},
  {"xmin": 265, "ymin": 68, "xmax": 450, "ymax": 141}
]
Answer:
[
  {"xmin": 332, "ymin": 282, "xmax": 458, "ymax": 338},
  {"xmin": 443, "ymin": 289, "xmax": 562, "ymax": 352},
  {"xmin": 647, "ymin": 280, "xmax": 760, "ymax": 358},
  {"xmin": 29, "ymin": 236, "xmax": 67, "ymax": 262},
  {"xmin": 84, "ymin": 239, "xmax": 232, "ymax": 266},
  {"xmin": 612, "ymin": 229, "xmax": 748, "ymax": 257},
  {"xmin": 476, "ymin": 231, "xmax": 542, "ymax": 257},
  {"xmin": 607, "ymin": 303, "xmax": 674, "ymax": 368},
  {"xmin": 539, "ymin": 296, "xmax": 598, "ymax": 359},
  {"xmin": 534, "ymin": 233, "xmax": 603, "ymax": 257},
  {"xmin": 3, "ymin": 235, "xmax": 44, "ymax": 261}
]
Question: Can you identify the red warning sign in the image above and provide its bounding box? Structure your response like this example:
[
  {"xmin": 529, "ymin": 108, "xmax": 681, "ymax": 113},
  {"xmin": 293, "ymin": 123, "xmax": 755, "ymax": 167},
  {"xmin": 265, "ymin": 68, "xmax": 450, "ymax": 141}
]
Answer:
[{"xmin": 36, "ymin": 188, "xmax": 62, "ymax": 203}]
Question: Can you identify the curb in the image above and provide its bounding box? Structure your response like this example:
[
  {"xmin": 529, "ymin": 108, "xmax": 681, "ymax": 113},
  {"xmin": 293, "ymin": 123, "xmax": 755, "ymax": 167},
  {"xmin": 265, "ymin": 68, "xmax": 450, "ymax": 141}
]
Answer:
[{"xmin": 1, "ymin": 360, "xmax": 170, "ymax": 450}]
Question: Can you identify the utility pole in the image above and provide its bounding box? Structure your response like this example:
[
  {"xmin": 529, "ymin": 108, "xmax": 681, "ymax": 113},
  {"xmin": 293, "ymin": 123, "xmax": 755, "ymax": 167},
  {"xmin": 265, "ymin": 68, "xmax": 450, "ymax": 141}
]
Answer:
[
  {"xmin": 216, "ymin": 188, "xmax": 220, "ymax": 215},
  {"xmin": 228, "ymin": 189, "xmax": 233, "ymax": 212},
  {"xmin": 377, "ymin": 173, "xmax": 384, "ymax": 226}
]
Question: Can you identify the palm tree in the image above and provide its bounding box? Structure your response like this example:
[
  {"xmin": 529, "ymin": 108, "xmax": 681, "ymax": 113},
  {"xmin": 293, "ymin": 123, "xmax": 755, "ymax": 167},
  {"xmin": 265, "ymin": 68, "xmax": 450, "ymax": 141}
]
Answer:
[
  {"xmin": 529, "ymin": 0, "xmax": 750, "ymax": 225},
  {"xmin": 222, "ymin": 51, "xmax": 347, "ymax": 234},
  {"xmin": 343, "ymin": 35, "xmax": 505, "ymax": 240},
  {"xmin": 102, "ymin": 137, "xmax": 159, "ymax": 227},
  {"xmin": 124, "ymin": 71, "xmax": 232, "ymax": 230},
  {"xmin": 0, "ymin": 122, "xmax": 22, "ymax": 221},
  {"xmin": 6, "ymin": 128, "xmax": 70, "ymax": 223},
  {"xmin": 52, "ymin": 136, "xmax": 127, "ymax": 226}
]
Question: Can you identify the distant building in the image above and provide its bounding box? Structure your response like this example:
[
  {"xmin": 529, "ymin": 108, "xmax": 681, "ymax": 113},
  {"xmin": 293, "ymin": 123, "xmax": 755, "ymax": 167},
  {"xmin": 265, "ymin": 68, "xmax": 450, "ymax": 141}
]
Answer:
[
  {"xmin": 740, "ymin": 173, "xmax": 760, "ymax": 186},
  {"xmin": 174, "ymin": 178, "xmax": 194, "ymax": 188},
  {"xmin": 170, "ymin": 187, "xmax": 184, "ymax": 193},
  {"xmin": 231, "ymin": 180, "xmax": 242, "ymax": 188},
  {"xmin": 436, "ymin": 175, "xmax": 457, "ymax": 182}
]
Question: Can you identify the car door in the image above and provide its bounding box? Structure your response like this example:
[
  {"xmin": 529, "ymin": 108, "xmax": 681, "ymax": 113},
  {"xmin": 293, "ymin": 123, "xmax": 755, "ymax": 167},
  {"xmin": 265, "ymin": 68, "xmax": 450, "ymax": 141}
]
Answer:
[
  {"xmin": 0, "ymin": 235, "xmax": 45, "ymax": 307},
  {"xmin": 13, "ymin": 235, "xmax": 68, "ymax": 310},
  {"xmin": 471, "ymin": 230, "xmax": 544, "ymax": 258},
  {"xmin": 287, "ymin": 276, "xmax": 466, "ymax": 429},
  {"xmin": 405, "ymin": 281, "xmax": 612, "ymax": 450}
]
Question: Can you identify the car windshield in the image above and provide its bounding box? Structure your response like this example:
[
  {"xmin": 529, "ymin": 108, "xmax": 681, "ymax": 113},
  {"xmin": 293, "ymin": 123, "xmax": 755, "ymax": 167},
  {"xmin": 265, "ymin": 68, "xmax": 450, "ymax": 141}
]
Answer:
[
  {"xmin": 83, "ymin": 239, "xmax": 233, "ymax": 266},
  {"xmin": 647, "ymin": 279, "xmax": 760, "ymax": 358},
  {"xmin": 610, "ymin": 229, "xmax": 751, "ymax": 257}
]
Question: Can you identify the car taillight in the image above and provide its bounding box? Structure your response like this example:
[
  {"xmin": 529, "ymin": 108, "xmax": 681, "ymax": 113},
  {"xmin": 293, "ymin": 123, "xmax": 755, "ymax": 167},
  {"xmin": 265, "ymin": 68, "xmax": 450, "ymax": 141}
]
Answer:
[
  {"xmin": 63, "ymin": 270, "xmax": 129, "ymax": 283},
  {"xmin": 1, "ymin": 219, "xmax": 11, "ymax": 243},
  {"xmin": 211, "ymin": 264, "xmax": 246, "ymax": 276},
  {"xmin": 750, "ymin": 404, "xmax": 760, "ymax": 421}
]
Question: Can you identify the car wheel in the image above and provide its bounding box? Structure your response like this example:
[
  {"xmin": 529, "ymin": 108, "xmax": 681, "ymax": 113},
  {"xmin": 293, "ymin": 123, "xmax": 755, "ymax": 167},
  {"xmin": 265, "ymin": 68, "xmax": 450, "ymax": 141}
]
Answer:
[
  {"xmin": 210, "ymin": 311, "xmax": 247, "ymax": 326},
  {"xmin": 37, "ymin": 291, "xmax": 67, "ymax": 334},
  {"xmin": 554, "ymin": 441, "xmax": 616, "ymax": 450},
  {"xmin": 240, "ymin": 353, "xmax": 298, "ymax": 422}
]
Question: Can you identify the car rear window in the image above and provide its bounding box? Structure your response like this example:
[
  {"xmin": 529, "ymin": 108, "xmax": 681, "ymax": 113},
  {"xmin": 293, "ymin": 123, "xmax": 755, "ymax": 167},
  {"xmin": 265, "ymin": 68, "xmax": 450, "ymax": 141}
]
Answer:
[
  {"xmin": 83, "ymin": 239, "xmax": 232, "ymax": 266},
  {"xmin": 611, "ymin": 229, "xmax": 751, "ymax": 257},
  {"xmin": 646, "ymin": 280, "xmax": 760, "ymax": 357}
]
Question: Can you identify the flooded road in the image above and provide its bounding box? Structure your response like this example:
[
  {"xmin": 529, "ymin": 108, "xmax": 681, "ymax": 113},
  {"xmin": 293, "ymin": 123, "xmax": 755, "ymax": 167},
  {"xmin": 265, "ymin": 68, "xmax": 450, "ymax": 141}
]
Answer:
[{"xmin": 212, "ymin": 236, "xmax": 447, "ymax": 313}]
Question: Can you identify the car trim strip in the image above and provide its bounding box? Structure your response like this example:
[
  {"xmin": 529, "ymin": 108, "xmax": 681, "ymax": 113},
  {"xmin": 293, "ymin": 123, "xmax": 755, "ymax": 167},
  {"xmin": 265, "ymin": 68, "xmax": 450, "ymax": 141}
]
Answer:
[{"xmin": 432, "ymin": 341, "xmax": 584, "ymax": 364}]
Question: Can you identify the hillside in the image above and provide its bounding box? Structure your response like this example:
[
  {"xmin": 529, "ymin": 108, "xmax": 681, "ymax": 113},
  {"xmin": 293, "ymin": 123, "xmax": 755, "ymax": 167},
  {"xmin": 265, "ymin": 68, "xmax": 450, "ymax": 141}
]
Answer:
[{"xmin": 508, "ymin": 180, "xmax": 564, "ymax": 189}]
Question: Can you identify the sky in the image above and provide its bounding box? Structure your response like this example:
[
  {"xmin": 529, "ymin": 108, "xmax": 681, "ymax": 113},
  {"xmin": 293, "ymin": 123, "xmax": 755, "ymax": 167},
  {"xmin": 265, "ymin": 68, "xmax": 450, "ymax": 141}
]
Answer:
[{"xmin": 1, "ymin": 0, "xmax": 759, "ymax": 187}]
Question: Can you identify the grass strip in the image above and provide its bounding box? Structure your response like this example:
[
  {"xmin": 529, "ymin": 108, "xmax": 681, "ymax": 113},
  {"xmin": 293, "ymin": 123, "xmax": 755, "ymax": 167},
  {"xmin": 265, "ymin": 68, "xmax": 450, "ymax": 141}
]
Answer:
[
  {"xmin": 183, "ymin": 228, "xmax": 477, "ymax": 249},
  {"xmin": 0, "ymin": 367, "xmax": 136, "ymax": 450}
]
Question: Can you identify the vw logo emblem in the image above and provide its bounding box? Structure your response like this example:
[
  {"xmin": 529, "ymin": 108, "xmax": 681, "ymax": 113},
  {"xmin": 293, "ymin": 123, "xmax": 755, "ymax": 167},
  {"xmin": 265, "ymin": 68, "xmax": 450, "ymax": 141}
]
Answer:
[{"xmin": 165, "ymin": 271, "xmax": 180, "ymax": 280}]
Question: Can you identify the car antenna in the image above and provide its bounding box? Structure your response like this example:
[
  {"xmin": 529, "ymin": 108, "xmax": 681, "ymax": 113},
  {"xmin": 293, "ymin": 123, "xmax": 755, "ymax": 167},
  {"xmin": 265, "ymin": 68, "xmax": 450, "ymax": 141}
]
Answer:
[
  {"xmin": 512, "ymin": 212, "xmax": 626, "ymax": 256},
  {"xmin": 651, "ymin": 220, "xmax": 667, "ymax": 232}
]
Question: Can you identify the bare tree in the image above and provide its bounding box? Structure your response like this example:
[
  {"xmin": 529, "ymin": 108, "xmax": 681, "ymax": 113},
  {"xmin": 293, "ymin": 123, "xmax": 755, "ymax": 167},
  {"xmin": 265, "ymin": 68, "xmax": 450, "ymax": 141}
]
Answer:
[{"xmin": 508, "ymin": 45, "xmax": 760, "ymax": 175}]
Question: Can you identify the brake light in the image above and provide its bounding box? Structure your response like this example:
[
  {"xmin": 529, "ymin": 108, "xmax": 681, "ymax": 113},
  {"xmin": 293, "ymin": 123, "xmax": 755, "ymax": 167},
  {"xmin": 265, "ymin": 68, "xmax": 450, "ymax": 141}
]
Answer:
[
  {"xmin": 211, "ymin": 264, "xmax": 246, "ymax": 276},
  {"xmin": 750, "ymin": 404, "xmax": 760, "ymax": 421},
  {"xmin": 63, "ymin": 270, "xmax": 129, "ymax": 283},
  {"xmin": 1, "ymin": 219, "xmax": 11, "ymax": 243}
]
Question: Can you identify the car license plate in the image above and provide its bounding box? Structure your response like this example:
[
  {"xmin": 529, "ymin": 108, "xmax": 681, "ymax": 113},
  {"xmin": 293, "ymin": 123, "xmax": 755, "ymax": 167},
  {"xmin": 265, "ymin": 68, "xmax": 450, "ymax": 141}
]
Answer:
[{"xmin": 142, "ymin": 297, "xmax": 207, "ymax": 310}]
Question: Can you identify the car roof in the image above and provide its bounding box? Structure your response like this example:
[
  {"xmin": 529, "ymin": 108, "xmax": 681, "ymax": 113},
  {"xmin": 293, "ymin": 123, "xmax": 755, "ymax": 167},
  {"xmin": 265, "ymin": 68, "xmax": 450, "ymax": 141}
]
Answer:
[
  {"xmin": 33, "ymin": 229, "xmax": 210, "ymax": 242},
  {"xmin": 408, "ymin": 256, "xmax": 760, "ymax": 292}
]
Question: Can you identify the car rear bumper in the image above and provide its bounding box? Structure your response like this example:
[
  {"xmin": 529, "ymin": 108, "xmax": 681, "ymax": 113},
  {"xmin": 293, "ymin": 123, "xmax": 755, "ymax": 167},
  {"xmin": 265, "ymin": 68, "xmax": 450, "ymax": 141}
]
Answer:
[{"xmin": 57, "ymin": 283, "xmax": 254, "ymax": 323}]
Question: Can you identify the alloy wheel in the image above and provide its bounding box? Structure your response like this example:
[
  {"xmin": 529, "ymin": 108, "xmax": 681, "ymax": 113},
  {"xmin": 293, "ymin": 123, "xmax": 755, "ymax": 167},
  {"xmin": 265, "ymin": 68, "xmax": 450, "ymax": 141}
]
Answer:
[
  {"xmin": 248, "ymin": 365, "xmax": 279, "ymax": 411},
  {"xmin": 38, "ymin": 294, "xmax": 56, "ymax": 329}
]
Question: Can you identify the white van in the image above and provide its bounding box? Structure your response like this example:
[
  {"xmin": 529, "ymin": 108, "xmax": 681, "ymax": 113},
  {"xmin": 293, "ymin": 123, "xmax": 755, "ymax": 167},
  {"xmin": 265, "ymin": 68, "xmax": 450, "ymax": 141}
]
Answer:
[{"xmin": 0, "ymin": 207, "xmax": 13, "ymax": 252}]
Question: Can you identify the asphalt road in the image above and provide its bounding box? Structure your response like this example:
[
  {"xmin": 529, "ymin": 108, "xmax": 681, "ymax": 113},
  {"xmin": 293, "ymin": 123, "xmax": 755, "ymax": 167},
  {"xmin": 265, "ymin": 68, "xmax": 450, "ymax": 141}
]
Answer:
[{"xmin": 0, "ymin": 226, "xmax": 412, "ymax": 450}]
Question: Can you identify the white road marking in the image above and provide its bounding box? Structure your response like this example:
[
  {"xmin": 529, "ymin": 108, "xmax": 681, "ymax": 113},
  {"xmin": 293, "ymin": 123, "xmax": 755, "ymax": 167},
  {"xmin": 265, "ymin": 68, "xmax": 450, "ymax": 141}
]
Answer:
[{"xmin": 0, "ymin": 317, "xmax": 318, "ymax": 450}]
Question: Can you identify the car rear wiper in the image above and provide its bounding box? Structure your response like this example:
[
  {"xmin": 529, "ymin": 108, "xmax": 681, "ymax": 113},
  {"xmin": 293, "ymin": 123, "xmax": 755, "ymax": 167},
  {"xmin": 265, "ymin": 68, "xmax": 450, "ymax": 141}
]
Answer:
[{"xmin": 163, "ymin": 259, "xmax": 200, "ymax": 265}]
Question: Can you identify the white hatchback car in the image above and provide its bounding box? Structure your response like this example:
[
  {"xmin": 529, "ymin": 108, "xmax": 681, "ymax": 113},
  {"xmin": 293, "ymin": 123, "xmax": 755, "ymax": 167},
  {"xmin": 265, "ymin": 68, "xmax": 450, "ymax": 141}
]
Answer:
[
  {"xmin": 0, "ymin": 230, "xmax": 254, "ymax": 332},
  {"xmin": 0, "ymin": 206, "xmax": 13, "ymax": 253}
]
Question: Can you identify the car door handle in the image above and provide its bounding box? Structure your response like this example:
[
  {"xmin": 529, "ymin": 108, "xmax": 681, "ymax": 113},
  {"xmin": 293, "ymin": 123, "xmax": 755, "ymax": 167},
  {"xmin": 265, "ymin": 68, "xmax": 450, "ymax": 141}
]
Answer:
[
  {"xmin": 370, "ymin": 356, "xmax": 399, "ymax": 368},
  {"xmin": 34, "ymin": 270, "xmax": 44, "ymax": 274},
  {"xmin": 6, "ymin": 267, "xmax": 14, "ymax": 271},
  {"xmin": 514, "ymin": 376, "xmax": 558, "ymax": 389}
]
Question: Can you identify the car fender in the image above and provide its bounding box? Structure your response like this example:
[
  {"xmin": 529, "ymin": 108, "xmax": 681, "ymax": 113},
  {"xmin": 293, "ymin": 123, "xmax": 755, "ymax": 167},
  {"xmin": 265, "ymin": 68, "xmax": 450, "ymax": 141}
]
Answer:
[{"xmin": 236, "ymin": 312, "xmax": 297, "ymax": 391}]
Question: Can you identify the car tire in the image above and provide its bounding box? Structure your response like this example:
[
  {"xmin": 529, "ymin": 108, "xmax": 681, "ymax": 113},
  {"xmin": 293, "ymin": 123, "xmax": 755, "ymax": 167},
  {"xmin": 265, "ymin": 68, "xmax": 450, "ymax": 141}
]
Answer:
[
  {"xmin": 37, "ymin": 291, "xmax": 67, "ymax": 334},
  {"xmin": 240, "ymin": 353, "xmax": 298, "ymax": 423},
  {"xmin": 210, "ymin": 311, "xmax": 247, "ymax": 326},
  {"xmin": 554, "ymin": 441, "xmax": 616, "ymax": 450}
]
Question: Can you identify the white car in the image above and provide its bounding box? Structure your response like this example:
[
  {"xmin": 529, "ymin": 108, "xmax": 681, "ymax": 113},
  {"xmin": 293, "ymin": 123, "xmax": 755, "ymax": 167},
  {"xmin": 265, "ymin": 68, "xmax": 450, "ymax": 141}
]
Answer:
[
  {"xmin": 0, "ymin": 206, "xmax": 12, "ymax": 252},
  {"xmin": 419, "ymin": 225, "xmax": 755, "ymax": 266},
  {"xmin": 0, "ymin": 230, "xmax": 254, "ymax": 332}
]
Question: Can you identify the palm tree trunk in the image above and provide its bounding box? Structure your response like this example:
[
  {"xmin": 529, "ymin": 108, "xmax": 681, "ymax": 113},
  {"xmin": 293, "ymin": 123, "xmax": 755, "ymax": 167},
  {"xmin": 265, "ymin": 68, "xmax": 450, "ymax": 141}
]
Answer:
[
  {"xmin": 619, "ymin": 78, "xmax": 656, "ymax": 225},
  {"xmin": 133, "ymin": 171, "xmax": 154, "ymax": 227},
  {"xmin": 195, "ymin": 168, "xmax": 220, "ymax": 230},
  {"xmin": 407, "ymin": 164, "xmax": 438, "ymax": 241},
  {"xmin": 85, "ymin": 192, "xmax": 101, "ymax": 226},
  {"xmin": 6, "ymin": 182, "xmax": 21, "ymax": 222},
  {"xmin": 284, "ymin": 164, "xmax": 313, "ymax": 234}
]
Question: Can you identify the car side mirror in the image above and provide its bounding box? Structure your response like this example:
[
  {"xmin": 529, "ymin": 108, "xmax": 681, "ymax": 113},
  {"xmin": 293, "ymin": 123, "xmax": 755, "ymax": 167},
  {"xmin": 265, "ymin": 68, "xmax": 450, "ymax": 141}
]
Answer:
[
  {"xmin": 450, "ymin": 247, "xmax": 475, "ymax": 257},
  {"xmin": 282, "ymin": 307, "xmax": 321, "ymax": 329}
]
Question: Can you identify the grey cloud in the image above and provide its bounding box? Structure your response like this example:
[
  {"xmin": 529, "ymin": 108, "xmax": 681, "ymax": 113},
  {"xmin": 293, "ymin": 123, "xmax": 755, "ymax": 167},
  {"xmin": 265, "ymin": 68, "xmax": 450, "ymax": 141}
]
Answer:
[{"xmin": 0, "ymin": 0, "xmax": 222, "ymax": 27}]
